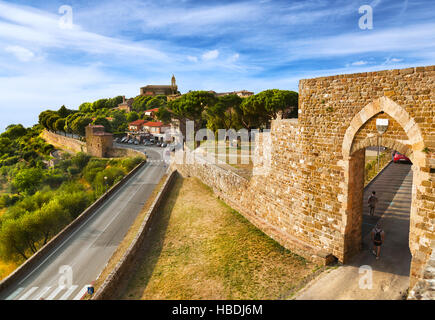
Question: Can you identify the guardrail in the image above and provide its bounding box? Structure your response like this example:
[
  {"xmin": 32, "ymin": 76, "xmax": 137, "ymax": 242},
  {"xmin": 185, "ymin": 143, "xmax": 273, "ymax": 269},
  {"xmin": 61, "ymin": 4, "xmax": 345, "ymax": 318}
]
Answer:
[
  {"xmin": 92, "ymin": 169, "xmax": 177, "ymax": 300},
  {"xmin": 0, "ymin": 160, "xmax": 147, "ymax": 296}
]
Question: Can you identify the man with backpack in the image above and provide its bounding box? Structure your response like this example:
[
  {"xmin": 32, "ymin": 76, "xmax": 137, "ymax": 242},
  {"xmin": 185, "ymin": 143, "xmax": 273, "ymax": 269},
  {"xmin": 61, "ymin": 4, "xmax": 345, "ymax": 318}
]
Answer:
[
  {"xmin": 368, "ymin": 191, "xmax": 378, "ymax": 216},
  {"xmin": 371, "ymin": 222, "xmax": 385, "ymax": 260}
]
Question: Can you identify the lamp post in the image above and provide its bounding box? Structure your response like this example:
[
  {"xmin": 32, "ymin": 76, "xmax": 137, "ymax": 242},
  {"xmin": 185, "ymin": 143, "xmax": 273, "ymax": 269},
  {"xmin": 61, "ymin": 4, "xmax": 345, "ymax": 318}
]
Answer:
[
  {"xmin": 104, "ymin": 176, "xmax": 108, "ymax": 193},
  {"xmin": 376, "ymin": 118, "xmax": 389, "ymax": 171}
]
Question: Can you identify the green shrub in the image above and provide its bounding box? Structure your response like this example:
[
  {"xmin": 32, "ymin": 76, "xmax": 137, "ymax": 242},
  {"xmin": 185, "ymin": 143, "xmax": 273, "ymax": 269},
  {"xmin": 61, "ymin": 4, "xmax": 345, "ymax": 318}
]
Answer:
[
  {"xmin": 56, "ymin": 190, "xmax": 91, "ymax": 218},
  {"xmin": 67, "ymin": 166, "xmax": 80, "ymax": 176},
  {"xmin": 0, "ymin": 194, "xmax": 20, "ymax": 208},
  {"xmin": 71, "ymin": 152, "xmax": 91, "ymax": 170},
  {"xmin": 43, "ymin": 169, "xmax": 67, "ymax": 188},
  {"xmin": 11, "ymin": 167, "xmax": 44, "ymax": 194},
  {"xmin": 121, "ymin": 157, "xmax": 143, "ymax": 172},
  {"xmin": 93, "ymin": 167, "xmax": 125, "ymax": 191},
  {"xmin": 56, "ymin": 159, "xmax": 73, "ymax": 172},
  {"xmin": 0, "ymin": 156, "xmax": 20, "ymax": 167}
]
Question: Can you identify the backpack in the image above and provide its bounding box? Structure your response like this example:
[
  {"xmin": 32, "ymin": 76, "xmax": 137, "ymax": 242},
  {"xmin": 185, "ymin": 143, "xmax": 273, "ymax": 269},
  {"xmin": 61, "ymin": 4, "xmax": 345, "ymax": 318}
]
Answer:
[{"xmin": 374, "ymin": 229, "xmax": 382, "ymax": 242}]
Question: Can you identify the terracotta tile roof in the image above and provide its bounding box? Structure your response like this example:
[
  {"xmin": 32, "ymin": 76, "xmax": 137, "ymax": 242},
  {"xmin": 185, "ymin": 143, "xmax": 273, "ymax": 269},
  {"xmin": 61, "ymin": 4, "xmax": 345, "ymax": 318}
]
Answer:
[
  {"xmin": 129, "ymin": 119, "xmax": 146, "ymax": 126},
  {"xmin": 145, "ymin": 108, "xmax": 159, "ymax": 113},
  {"xmin": 144, "ymin": 121, "xmax": 169, "ymax": 127}
]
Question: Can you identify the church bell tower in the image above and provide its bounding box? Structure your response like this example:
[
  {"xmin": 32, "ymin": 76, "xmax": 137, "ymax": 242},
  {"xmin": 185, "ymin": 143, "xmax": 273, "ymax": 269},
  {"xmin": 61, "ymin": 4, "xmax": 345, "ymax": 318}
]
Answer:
[{"xmin": 171, "ymin": 74, "xmax": 177, "ymax": 94}]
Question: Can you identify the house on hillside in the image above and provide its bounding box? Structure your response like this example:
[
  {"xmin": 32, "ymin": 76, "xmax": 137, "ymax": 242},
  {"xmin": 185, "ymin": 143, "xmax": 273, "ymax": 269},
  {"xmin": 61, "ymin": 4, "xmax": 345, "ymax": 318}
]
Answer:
[
  {"xmin": 211, "ymin": 90, "xmax": 254, "ymax": 98},
  {"xmin": 128, "ymin": 119, "xmax": 146, "ymax": 132},
  {"xmin": 144, "ymin": 108, "xmax": 159, "ymax": 120},
  {"xmin": 143, "ymin": 121, "xmax": 170, "ymax": 134}
]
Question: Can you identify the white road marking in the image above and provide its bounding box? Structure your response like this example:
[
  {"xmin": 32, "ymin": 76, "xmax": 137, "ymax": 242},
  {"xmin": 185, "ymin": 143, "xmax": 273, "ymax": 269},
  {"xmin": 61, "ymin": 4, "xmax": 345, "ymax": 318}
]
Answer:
[
  {"xmin": 58, "ymin": 285, "xmax": 78, "ymax": 300},
  {"xmin": 18, "ymin": 287, "xmax": 38, "ymax": 300},
  {"xmin": 33, "ymin": 286, "xmax": 51, "ymax": 300},
  {"xmin": 73, "ymin": 285, "xmax": 90, "ymax": 300},
  {"xmin": 5, "ymin": 287, "xmax": 24, "ymax": 300},
  {"xmin": 46, "ymin": 286, "xmax": 65, "ymax": 300}
]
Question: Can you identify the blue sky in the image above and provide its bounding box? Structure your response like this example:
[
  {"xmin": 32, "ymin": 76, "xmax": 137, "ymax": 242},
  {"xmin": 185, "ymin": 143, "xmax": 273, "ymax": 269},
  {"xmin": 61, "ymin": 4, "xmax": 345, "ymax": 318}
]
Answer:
[{"xmin": 0, "ymin": 0, "xmax": 434, "ymax": 131}]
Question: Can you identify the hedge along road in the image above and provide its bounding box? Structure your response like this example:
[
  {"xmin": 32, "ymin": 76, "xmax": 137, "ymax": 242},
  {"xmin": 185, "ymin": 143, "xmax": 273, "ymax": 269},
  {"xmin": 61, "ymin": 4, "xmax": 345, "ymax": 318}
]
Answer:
[{"xmin": 0, "ymin": 145, "xmax": 167, "ymax": 300}]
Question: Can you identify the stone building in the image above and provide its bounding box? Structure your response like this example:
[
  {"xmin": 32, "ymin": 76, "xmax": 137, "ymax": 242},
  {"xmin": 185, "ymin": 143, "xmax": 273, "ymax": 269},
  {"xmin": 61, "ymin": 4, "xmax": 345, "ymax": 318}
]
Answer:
[
  {"xmin": 213, "ymin": 90, "xmax": 254, "ymax": 98},
  {"xmin": 175, "ymin": 65, "xmax": 435, "ymax": 288},
  {"xmin": 117, "ymin": 96, "xmax": 134, "ymax": 112},
  {"xmin": 85, "ymin": 125, "xmax": 113, "ymax": 158},
  {"xmin": 140, "ymin": 75, "xmax": 179, "ymax": 96}
]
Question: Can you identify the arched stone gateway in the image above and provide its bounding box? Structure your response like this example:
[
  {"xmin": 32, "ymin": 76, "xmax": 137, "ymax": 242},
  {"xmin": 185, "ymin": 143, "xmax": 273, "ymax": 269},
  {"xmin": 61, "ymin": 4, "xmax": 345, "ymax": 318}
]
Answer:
[
  {"xmin": 176, "ymin": 66, "xmax": 434, "ymax": 289},
  {"xmin": 342, "ymin": 96, "xmax": 426, "ymax": 166},
  {"xmin": 339, "ymin": 97, "xmax": 429, "ymax": 286}
]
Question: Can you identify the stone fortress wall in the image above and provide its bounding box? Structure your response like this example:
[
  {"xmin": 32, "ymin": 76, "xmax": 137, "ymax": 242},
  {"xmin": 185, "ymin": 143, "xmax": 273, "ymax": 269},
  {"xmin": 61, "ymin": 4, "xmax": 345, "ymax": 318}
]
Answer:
[
  {"xmin": 41, "ymin": 130, "xmax": 86, "ymax": 154},
  {"xmin": 41, "ymin": 129, "xmax": 145, "ymax": 159},
  {"xmin": 175, "ymin": 65, "xmax": 435, "ymax": 289}
]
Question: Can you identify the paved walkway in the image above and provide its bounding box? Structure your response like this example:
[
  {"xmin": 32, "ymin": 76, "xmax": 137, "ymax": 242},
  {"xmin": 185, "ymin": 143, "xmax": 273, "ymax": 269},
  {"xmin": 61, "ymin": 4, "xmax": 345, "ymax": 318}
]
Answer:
[{"xmin": 295, "ymin": 162, "xmax": 413, "ymax": 300}]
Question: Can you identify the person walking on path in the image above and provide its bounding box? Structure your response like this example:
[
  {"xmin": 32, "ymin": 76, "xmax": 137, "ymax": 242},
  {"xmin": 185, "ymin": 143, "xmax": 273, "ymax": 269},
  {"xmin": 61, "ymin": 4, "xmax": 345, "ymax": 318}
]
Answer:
[
  {"xmin": 371, "ymin": 222, "xmax": 385, "ymax": 260},
  {"xmin": 368, "ymin": 191, "xmax": 378, "ymax": 216}
]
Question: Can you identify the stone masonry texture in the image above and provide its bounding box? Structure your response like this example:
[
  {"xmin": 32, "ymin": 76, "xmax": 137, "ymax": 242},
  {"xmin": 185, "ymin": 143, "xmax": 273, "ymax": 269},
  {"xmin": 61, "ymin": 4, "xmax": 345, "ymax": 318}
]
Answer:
[{"xmin": 175, "ymin": 66, "xmax": 435, "ymax": 288}]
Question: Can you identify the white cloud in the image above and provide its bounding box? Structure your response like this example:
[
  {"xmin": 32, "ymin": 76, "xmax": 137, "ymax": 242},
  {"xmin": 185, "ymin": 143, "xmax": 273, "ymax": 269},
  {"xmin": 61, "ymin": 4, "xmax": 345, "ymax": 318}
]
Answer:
[
  {"xmin": 385, "ymin": 57, "xmax": 403, "ymax": 64},
  {"xmin": 202, "ymin": 50, "xmax": 219, "ymax": 61},
  {"xmin": 0, "ymin": 1, "xmax": 170, "ymax": 61},
  {"xmin": 275, "ymin": 22, "xmax": 435, "ymax": 62},
  {"xmin": 4, "ymin": 45, "xmax": 35, "ymax": 62},
  {"xmin": 351, "ymin": 60, "xmax": 368, "ymax": 66},
  {"xmin": 187, "ymin": 55, "xmax": 198, "ymax": 63},
  {"xmin": 230, "ymin": 53, "xmax": 240, "ymax": 62}
]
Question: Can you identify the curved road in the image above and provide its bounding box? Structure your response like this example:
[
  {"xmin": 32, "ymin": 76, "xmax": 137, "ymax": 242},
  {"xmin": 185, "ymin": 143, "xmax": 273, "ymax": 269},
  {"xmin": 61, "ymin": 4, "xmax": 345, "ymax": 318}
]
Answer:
[{"xmin": 0, "ymin": 145, "xmax": 167, "ymax": 300}]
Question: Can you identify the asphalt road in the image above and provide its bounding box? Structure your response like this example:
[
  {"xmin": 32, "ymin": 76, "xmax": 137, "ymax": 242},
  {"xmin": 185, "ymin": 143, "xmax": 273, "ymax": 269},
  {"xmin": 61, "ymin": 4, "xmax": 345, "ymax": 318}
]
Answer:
[
  {"xmin": 295, "ymin": 162, "xmax": 413, "ymax": 299},
  {"xmin": 0, "ymin": 145, "xmax": 167, "ymax": 300}
]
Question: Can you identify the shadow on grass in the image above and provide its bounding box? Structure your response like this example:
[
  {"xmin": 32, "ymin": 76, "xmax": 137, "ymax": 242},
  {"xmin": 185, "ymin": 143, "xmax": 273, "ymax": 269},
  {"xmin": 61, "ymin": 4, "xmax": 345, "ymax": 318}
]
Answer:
[{"xmin": 116, "ymin": 173, "xmax": 183, "ymax": 299}]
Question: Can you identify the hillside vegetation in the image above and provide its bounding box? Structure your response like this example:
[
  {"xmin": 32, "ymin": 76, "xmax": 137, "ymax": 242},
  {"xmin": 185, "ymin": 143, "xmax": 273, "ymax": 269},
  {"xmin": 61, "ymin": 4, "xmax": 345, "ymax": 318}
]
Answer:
[{"xmin": 0, "ymin": 123, "xmax": 143, "ymax": 279}]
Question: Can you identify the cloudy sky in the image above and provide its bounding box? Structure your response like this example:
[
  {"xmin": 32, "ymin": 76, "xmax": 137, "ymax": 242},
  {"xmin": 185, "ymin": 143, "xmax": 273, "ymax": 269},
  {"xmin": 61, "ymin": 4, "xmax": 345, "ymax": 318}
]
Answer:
[{"xmin": 0, "ymin": 0, "xmax": 434, "ymax": 131}]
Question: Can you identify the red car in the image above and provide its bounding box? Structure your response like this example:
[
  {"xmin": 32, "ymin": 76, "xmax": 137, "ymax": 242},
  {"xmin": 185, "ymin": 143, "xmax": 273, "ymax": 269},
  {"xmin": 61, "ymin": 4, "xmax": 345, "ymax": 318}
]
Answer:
[{"xmin": 393, "ymin": 152, "xmax": 411, "ymax": 163}]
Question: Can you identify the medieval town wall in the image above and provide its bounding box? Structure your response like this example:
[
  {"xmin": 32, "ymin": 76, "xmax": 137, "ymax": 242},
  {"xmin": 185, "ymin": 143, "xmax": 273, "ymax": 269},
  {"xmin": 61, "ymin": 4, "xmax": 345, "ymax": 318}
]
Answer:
[{"xmin": 175, "ymin": 66, "xmax": 435, "ymax": 286}]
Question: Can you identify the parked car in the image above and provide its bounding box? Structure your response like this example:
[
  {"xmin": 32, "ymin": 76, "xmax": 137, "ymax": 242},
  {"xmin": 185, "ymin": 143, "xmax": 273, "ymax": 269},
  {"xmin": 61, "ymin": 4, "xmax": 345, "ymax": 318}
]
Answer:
[
  {"xmin": 128, "ymin": 139, "xmax": 133, "ymax": 144},
  {"xmin": 134, "ymin": 140, "xmax": 139, "ymax": 145},
  {"xmin": 393, "ymin": 152, "xmax": 411, "ymax": 163},
  {"xmin": 161, "ymin": 143, "xmax": 167, "ymax": 148},
  {"xmin": 156, "ymin": 142, "xmax": 161, "ymax": 147}
]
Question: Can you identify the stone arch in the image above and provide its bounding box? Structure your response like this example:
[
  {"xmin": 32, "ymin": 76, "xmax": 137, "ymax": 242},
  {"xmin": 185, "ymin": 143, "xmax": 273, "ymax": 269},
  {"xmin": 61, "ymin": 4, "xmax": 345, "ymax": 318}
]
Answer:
[
  {"xmin": 339, "ymin": 97, "xmax": 427, "ymax": 264},
  {"xmin": 350, "ymin": 137, "xmax": 413, "ymax": 162},
  {"xmin": 342, "ymin": 96, "xmax": 426, "ymax": 167}
]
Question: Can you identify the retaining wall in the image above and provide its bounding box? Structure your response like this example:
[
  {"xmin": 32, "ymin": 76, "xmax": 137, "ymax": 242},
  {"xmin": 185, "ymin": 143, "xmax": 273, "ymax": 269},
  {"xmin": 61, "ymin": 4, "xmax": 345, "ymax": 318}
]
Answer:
[
  {"xmin": 41, "ymin": 130, "xmax": 146, "ymax": 159},
  {"xmin": 41, "ymin": 130, "xmax": 86, "ymax": 154},
  {"xmin": 92, "ymin": 169, "xmax": 177, "ymax": 300}
]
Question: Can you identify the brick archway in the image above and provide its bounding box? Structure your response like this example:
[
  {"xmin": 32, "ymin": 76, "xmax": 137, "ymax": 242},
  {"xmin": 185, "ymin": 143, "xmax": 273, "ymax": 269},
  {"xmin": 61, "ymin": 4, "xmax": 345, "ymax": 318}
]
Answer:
[{"xmin": 340, "ymin": 97, "xmax": 428, "ymax": 286}]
